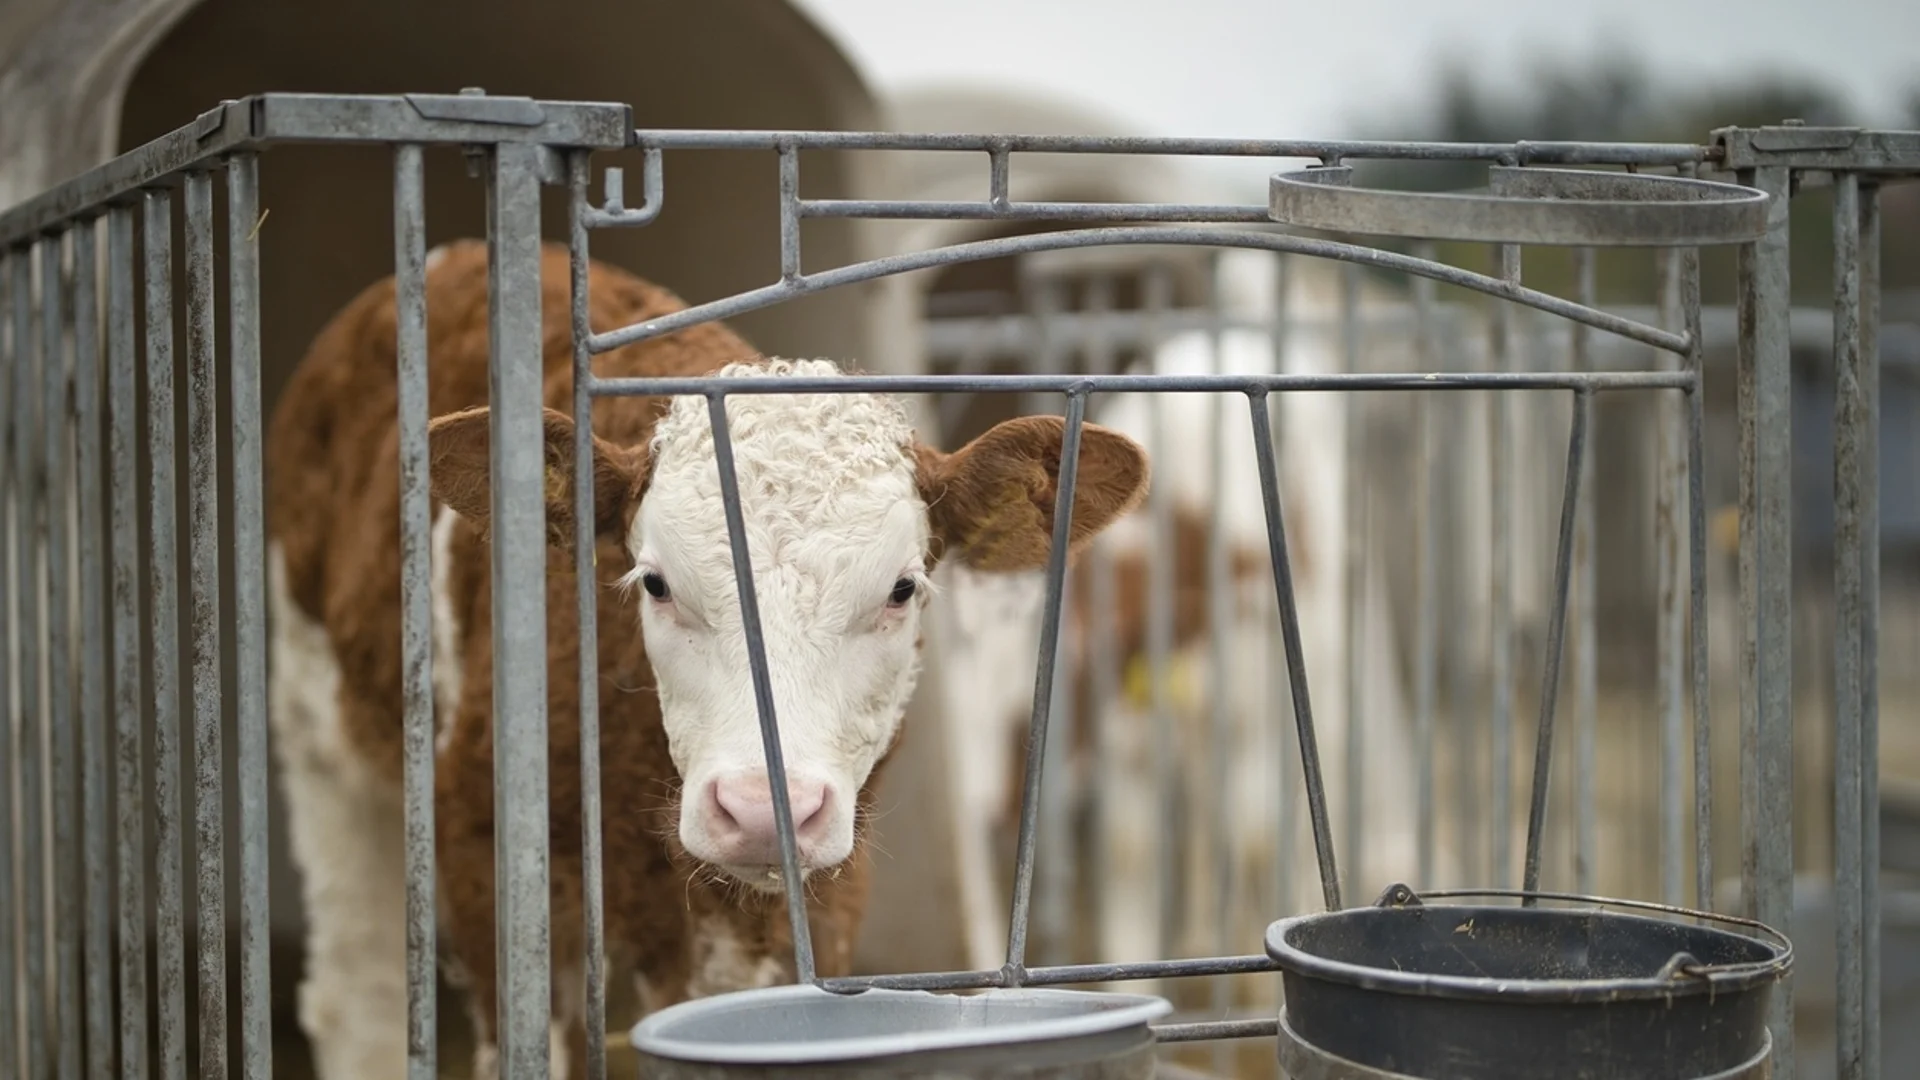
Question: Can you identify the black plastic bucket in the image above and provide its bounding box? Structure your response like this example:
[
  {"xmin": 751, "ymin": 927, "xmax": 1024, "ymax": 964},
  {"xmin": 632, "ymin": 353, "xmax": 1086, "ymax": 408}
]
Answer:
[{"xmin": 1264, "ymin": 886, "xmax": 1793, "ymax": 1080}]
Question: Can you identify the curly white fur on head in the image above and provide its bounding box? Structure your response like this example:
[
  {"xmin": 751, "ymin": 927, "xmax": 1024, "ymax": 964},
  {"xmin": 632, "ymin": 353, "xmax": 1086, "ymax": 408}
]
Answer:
[{"xmin": 628, "ymin": 358, "xmax": 935, "ymax": 888}]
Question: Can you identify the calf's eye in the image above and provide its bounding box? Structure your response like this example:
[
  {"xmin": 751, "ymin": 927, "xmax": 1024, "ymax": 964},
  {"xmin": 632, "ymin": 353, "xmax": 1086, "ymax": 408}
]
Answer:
[
  {"xmin": 641, "ymin": 572, "xmax": 671, "ymax": 601},
  {"xmin": 888, "ymin": 577, "xmax": 917, "ymax": 607}
]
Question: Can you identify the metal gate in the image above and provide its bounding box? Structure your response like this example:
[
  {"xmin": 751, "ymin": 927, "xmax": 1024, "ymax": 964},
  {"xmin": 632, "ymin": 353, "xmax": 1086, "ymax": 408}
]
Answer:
[{"xmin": 0, "ymin": 91, "xmax": 1911, "ymax": 1080}]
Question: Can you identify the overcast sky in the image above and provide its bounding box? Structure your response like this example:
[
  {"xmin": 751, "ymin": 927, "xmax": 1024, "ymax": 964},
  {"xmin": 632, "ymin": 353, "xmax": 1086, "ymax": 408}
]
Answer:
[{"xmin": 797, "ymin": 0, "xmax": 1917, "ymax": 160}]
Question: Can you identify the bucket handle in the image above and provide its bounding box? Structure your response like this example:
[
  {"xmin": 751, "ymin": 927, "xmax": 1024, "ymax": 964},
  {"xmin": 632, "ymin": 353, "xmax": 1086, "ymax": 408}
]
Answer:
[{"xmin": 1368, "ymin": 883, "xmax": 1795, "ymax": 977}]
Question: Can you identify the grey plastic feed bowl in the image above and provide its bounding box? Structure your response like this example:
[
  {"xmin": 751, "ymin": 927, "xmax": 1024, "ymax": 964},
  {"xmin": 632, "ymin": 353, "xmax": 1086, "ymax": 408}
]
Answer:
[{"xmin": 628, "ymin": 984, "xmax": 1174, "ymax": 1079}]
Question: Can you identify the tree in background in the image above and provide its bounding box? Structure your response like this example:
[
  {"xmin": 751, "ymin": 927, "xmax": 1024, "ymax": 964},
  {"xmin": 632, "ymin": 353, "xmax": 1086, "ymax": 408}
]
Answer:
[{"xmin": 1339, "ymin": 48, "xmax": 1916, "ymax": 309}]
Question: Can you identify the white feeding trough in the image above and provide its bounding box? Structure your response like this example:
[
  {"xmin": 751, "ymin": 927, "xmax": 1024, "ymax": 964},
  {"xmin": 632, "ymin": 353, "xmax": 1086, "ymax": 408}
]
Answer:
[{"xmin": 629, "ymin": 984, "xmax": 1173, "ymax": 1078}]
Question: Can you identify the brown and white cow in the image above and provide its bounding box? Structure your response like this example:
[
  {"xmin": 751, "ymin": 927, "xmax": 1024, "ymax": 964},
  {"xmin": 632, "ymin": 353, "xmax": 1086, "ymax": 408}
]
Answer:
[{"xmin": 263, "ymin": 239, "xmax": 1150, "ymax": 1079}]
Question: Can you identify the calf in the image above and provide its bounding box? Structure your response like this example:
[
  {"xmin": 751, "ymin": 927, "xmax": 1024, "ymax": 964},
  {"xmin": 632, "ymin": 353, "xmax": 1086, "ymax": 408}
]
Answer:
[{"xmin": 263, "ymin": 240, "xmax": 1150, "ymax": 1079}]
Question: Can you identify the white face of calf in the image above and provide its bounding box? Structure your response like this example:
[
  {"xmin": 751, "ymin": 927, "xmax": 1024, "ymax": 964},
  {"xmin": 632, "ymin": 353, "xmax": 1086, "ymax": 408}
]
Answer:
[{"xmin": 429, "ymin": 358, "xmax": 1150, "ymax": 892}]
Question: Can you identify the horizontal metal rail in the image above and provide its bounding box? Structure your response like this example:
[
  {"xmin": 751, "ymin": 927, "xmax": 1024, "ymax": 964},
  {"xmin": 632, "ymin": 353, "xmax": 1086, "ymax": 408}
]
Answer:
[
  {"xmin": 0, "ymin": 92, "xmax": 631, "ymax": 246},
  {"xmin": 629, "ymin": 128, "xmax": 1715, "ymax": 165}
]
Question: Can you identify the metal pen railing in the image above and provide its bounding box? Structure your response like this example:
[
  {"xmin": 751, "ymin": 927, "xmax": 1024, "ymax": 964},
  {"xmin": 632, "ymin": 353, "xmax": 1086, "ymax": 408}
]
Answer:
[{"xmin": 0, "ymin": 92, "xmax": 1908, "ymax": 1080}]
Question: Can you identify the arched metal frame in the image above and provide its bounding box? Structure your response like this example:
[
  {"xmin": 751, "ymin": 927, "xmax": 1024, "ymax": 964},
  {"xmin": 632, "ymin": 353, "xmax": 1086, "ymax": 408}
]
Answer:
[{"xmin": 0, "ymin": 92, "xmax": 1909, "ymax": 1080}]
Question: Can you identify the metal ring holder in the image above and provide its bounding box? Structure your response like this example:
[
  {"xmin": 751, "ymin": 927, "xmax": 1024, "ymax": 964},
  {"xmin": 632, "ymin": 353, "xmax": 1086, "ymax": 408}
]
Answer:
[
  {"xmin": 1256, "ymin": 162, "xmax": 1790, "ymax": 1080},
  {"xmin": 1269, "ymin": 163, "xmax": 1772, "ymax": 246}
]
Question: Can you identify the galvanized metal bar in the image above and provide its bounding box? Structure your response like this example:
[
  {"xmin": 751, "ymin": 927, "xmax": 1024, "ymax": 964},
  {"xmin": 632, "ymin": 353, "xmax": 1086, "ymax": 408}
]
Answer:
[
  {"xmin": 1714, "ymin": 124, "xmax": 1920, "ymax": 174},
  {"xmin": 144, "ymin": 184, "xmax": 188, "ymax": 1080},
  {"xmin": 0, "ymin": 246, "xmax": 20, "ymax": 1080},
  {"xmin": 1025, "ymin": 272, "xmax": 1072, "ymax": 968},
  {"xmin": 920, "ymin": 301, "xmax": 1794, "ymax": 361},
  {"xmin": 1656, "ymin": 245, "xmax": 1687, "ymax": 909},
  {"xmin": 72, "ymin": 214, "xmax": 115, "ymax": 1080},
  {"xmin": 1830, "ymin": 170, "xmax": 1865, "ymax": 1080},
  {"xmin": 225, "ymin": 151, "xmax": 272, "ymax": 1080},
  {"xmin": 44, "ymin": 223, "xmax": 84, "ymax": 1080},
  {"xmin": 183, "ymin": 166, "xmax": 228, "ymax": 1080},
  {"xmin": 1340, "ymin": 261, "xmax": 1366, "ymax": 899},
  {"xmin": 1489, "ymin": 244, "xmax": 1520, "ymax": 889},
  {"xmin": 484, "ymin": 141, "xmax": 554, "ymax": 1078},
  {"xmin": 586, "ymin": 226, "xmax": 1692, "ymax": 358},
  {"xmin": 392, "ymin": 142, "xmax": 438, "ymax": 1080},
  {"xmin": 1005, "ymin": 388, "xmax": 1090, "ymax": 978},
  {"xmin": 1269, "ymin": 253, "xmax": 1298, "ymax": 922},
  {"xmin": 1856, "ymin": 178, "xmax": 1882, "ymax": 1080},
  {"xmin": 1412, "ymin": 243, "xmax": 1439, "ymax": 889},
  {"xmin": 106, "ymin": 203, "xmax": 146, "ymax": 1080},
  {"xmin": 1080, "ymin": 273, "xmax": 1119, "ymax": 971},
  {"xmin": 778, "ymin": 146, "xmax": 801, "ymax": 282},
  {"xmin": 1735, "ymin": 163, "xmax": 1794, "ymax": 1075},
  {"xmin": 1520, "ymin": 390, "xmax": 1591, "ymax": 901},
  {"xmin": 1202, "ymin": 253, "xmax": 1234, "ymax": 1077},
  {"xmin": 1153, "ymin": 1019, "xmax": 1279, "ymax": 1044},
  {"xmin": 0, "ymin": 94, "xmax": 632, "ymax": 248},
  {"xmin": 799, "ymin": 198, "xmax": 1275, "ymax": 224},
  {"xmin": 1571, "ymin": 248, "xmax": 1598, "ymax": 898},
  {"xmin": 1248, "ymin": 392, "xmax": 1341, "ymax": 911},
  {"xmin": 1677, "ymin": 237, "xmax": 1710, "ymax": 917},
  {"xmin": 704, "ymin": 392, "xmax": 816, "ymax": 982},
  {"xmin": 633, "ymin": 127, "xmax": 1710, "ymax": 164},
  {"xmin": 1453, "ymin": 311, "xmax": 1485, "ymax": 888},
  {"xmin": 15, "ymin": 235, "xmax": 51, "ymax": 1080},
  {"xmin": 816, "ymin": 950, "xmax": 1285, "ymax": 994},
  {"xmin": 566, "ymin": 150, "xmax": 609, "ymax": 1080},
  {"xmin": 1141, "ymin": 265, "xmax": 1180, "ymax": 959},
  {"xmin": 594, "ymin": 369, "xmax": 1693, "ymax": 400}
]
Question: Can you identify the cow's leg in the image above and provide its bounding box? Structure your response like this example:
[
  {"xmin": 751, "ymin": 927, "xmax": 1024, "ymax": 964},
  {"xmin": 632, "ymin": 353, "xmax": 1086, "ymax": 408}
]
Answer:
[
  {"xmin": 268, "ymin": 546, "xmax": 410, "ymax": 1079},
  {"xmin": 436, "ymin": 830, "xmax": 502, "ymax": 1080}
]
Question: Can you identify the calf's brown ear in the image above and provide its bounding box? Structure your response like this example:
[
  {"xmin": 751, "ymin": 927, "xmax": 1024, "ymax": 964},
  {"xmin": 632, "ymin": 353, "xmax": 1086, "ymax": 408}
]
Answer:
[
  {"xmin": 915, "ymin": 415, "xmax": 1150, "ymax": 573},
  {"xmin": 427, "ymin": 405, "xmax": 645, "ymax": 547}
]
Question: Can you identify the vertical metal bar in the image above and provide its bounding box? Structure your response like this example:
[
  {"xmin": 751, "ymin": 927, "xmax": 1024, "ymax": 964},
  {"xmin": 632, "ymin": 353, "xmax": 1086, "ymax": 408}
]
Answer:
[
  {"xmin": 1005, "ymin": 389, "xmax": 1089, "ymax": 978},
  {"xmin": 1830, "ymin": 170, "xmax": 1865, "ymax": 1080},
  {"xmin": 1571, "ymin": 247, "xmax": 1598, "ymax": 898},
  {"xmin": 14, "ymin": 237, "xmax": 50, "ymax": 1080},
  {"xmin": 705, "ymin": 393, "xmax": 817, "ymax": 982},
  {"xmin": 484, "ymin": 142, "xmax": 553, "ymax": 1078},
  {"xmin": 1339, "ymin": 262, "xmax": 1365, "ymax": 897},
  {"xmin": 392, "ymin": 143, "xmax": 438, "ymax": 1080},
  {"xmin": 107, "ymin": 203, "xmax": 147, "ymax": 1080},
  {"xmin": 144, "ymin": 184, "xmax": 188, "ymax": 1080},
  {"xmin": 1856, "ymin": 180, "xmax": 1882, "ymax": 1080},
  {"xmin": 225, "ymin": 152, "xmax": 272, "ymax": 1080},
  {"xmin": 1489, "ymin": 244, "xmax": 1520, "ymax": 889},
  {"xmin": 45, "ymin": 224, "xmax": 84, "ymax": 1080},
  {"xmin": 1678, "ymin": 240, "xmax": 1710, "ymax": 916},
  {"xmin": 1203, "ymin": 255, "xmax": 1234, "ymax": 1077},
  {"xmin": 73, "ymin": 214, "xmax": 115, "ymax": 1080},
  {"xmin": 0, "ymin": 246, "xmax": 19, "ymax": 1080},
  {"xmin": 1081, "ymin": 273, "xmax": 1117, "ymax": 974},
  {"xmin": 1141, "ymin": 266, "xmax": 1180, "ymax": 955},
  {"xmin": 1025, "ymin": 274, "xmax": 1072, "ymax": 967},
  {"xmin": 1520, "ymin": 390, "xmax": 1590, "ymax": 901},
  {"xmin": 1656, "ymin": 246, "xmax": 1686, "ymax": 909},
  {"xmin": 1270, "ymin": 253, "xmax": 1297, "ymax": 921},
  {"xmin": 777, "ymin": 146, "xmax": 801, "ymax": 283},
  {"xmin": 1735, "ymin": 164, "xmax": 1794, "ymax": 1074},
  {"xmin": 1249, "ymin": 392, "xmax": 1341, "ymax": 911},
  {"xmin": 1411, "ymin": 244, "xmax": 1439, "ymax": 888},
  {"xmin": 184, "ymin": 166, "xmax": 228, "ymax": 1080},
  {"xmin": 43, "ymin": 235, "xmax": 93, "ymax": 1069},
  {"xmin": 566, "ymin": 150, "xmax": 609, "ymax": 1080}
]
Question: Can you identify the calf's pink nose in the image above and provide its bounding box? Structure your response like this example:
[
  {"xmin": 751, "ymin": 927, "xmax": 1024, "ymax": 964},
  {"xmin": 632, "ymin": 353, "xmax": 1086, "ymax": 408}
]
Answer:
[{"xmin": 707, "ymin": 773, "xmax": 830, "ymax": 863}]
